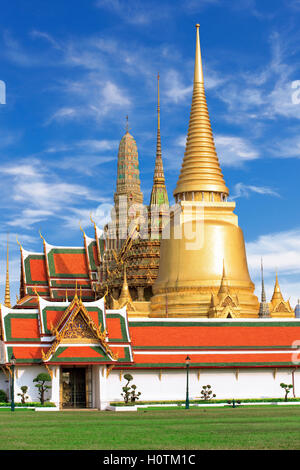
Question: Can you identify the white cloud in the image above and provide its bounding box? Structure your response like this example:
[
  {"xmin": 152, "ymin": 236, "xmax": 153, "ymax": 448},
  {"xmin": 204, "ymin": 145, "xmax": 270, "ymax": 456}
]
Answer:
[
  {"xmin": 0, "ymin": 160, "xmax": 106, "ymax": 229},
  {"xmin": 230, "ymin": 183, "xmax": 280, "ymax": 200},
  {"xmin": 215, "ymin": 135, "xmax": 259, "ymax": 166},
  {"xmin": 247, "ymin": 229, "xmax": 300, "ymax": 276},
  {"xmin": 246, "ymin": 228, "xmax": 300, "ymax": 308}
]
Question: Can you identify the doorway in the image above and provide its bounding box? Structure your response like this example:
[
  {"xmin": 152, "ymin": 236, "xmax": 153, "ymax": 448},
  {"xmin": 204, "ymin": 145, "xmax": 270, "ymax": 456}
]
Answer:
[{"xmin": 61, "ymin": 367, "xmax": 87, "ymax": 408}]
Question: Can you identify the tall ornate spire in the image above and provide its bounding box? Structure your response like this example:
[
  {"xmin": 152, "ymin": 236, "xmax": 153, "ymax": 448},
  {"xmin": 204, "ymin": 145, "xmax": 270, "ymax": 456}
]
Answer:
[
  {"xmin": 259, "ymin": 258, "xmax": 270, "ymax": 317},
  {"xmin": 174, "ymin": 24, "xmax": 228, "ymax": 200},
  {"xmin": 4, "ymin": 234, "xmax": 11, "ymax": 308},
  {"xmin": 150, "ymin": 73, "xmax": 169, "ymax": 207}
]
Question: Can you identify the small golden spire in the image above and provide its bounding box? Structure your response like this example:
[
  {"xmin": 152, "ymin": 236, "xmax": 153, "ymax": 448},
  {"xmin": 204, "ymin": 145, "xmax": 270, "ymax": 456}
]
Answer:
[
  {"xmin": 271, "ymin": 271, "xmax": 284, "ymax": 303},
  {"xmin": 118, "ymin": 264, "xmax": 134, "ymax": 309},
  {"xmin": 174, "ymin": 24, "xmax": 228, "ymax": 198},
  {"xmin": 218, "ymin": 259, "xmax": 229, "ymax": 295},
  {"xmin": 4, "ymin": 234, "xmax": 11, "ymax": 308}
]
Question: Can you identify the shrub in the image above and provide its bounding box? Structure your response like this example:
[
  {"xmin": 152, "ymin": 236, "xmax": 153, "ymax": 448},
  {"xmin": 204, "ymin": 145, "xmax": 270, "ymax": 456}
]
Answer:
[
  {"xmin": 0, "ymin": 390, "xmax": 8, "ymax": 403},
  {"xmin": 17, "ymin": 386, "xmax": 29, "ymax": 404},
  {"xmin": 33, "ymin": 373, "xmax": 52, "ymax": 405},
  {"xmin": 121, "ymin": 374, "xmax": 141, "ymax": 403},
  {"xmin": 200, "ymin": 385, "xmax": 216, "ymax": 401}
]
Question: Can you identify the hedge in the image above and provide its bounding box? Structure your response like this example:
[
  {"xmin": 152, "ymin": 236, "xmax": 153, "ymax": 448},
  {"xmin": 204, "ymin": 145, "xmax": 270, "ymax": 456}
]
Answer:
[
  {"xmin": 110, "ymin": 397, "xmax": 300, "ymax": 406},
  {"xmin": 0, "ymin": 402, "xmax": 56, "ymax": 407}
]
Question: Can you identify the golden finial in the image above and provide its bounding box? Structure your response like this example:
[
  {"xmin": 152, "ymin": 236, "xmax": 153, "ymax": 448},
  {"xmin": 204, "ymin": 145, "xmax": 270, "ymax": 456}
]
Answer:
[
  {"xmin": 90, "ymin": 213, "xmax": 96, "ymax": 228},
  {"xmin": 16, "ymin": 236, "xmax": 22, "ymax": 250},
  {"xmin": 173, "ymin": 24, "xmax": 228, "ymax": 198},
  {"xmin": 65, "ymin": 289, "xmax": 68, "ymax": 302},
  {"xmin": 4, "ymin": 234, "xmax": 11, "ymax": 308},
  {"xmin": 79, "ymin": 221, "xmax": 86, "ymax": 237},
  {"xmin": 33, "ymin": 287, "xmax": 40, "ymax": 297},
  {"xmin": 39, "ymin": 230, "xmax": 46, "ymax": 245},
  {"xmin": 74, "ymin": 280, "xmax": 78, "ymax": 298},
  {"xmin": 79, "ymin": 285, "xmax": 82, "ymax": 301}
]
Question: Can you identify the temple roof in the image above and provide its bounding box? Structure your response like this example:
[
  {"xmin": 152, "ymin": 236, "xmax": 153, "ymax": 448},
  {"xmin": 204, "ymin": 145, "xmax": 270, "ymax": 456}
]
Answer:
[
  {"xmin": 17, "ymin": 225, "xmax": 104, "ymax": 306},
  {"xmin": 0, "ymin": 296, "xmax": 133, "ymax": 365},
  {"xmin": 126, "ymin": 317, "xmax": 300, "ymax": 368}
]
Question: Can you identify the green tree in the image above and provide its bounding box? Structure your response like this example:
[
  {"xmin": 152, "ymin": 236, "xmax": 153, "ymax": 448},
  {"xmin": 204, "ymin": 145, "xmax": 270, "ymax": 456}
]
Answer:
[
  {"xmin": 33, "ymin": 373, "xmax": 52, "ymax": 404},
  {"xmin": 280, "ymin": 383, "xmax": 293, "ymax": 402}
]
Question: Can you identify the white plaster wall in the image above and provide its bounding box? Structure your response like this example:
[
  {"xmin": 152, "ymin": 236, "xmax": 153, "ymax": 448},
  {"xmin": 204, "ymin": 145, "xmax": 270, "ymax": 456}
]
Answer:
[
  {"xmin": 105, "ymin": 368, "xmax": 300, "ymax": 403},
  {"xmin": 0, "ymin": 371, "xmax": 10, "ymax": 401},
  {"xmin": 10, "ymin": 366, "xmax": 54, "ymax": 404}
]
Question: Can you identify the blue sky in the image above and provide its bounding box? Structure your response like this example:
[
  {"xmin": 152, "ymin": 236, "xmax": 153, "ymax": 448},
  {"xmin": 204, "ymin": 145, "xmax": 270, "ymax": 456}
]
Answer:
[{"xmin": 1, "ymin": 0, "xmax": 300, "ymax": 306}]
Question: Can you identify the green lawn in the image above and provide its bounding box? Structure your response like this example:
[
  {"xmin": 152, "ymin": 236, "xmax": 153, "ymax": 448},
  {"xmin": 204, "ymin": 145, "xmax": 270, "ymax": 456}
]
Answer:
[{"xmin": 0, "ymin": 407, "xmax": 300, "ymax": 450}]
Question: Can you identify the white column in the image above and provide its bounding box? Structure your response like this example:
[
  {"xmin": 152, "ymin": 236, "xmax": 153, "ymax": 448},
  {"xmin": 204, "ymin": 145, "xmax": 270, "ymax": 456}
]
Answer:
[{"xmin": 50, "ymin": 366, "xmax": 60, "ymax": 407}]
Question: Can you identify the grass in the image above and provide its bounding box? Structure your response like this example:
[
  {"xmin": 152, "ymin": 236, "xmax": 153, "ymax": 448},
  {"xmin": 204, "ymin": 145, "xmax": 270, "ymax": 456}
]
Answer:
[{"xmin": 0, "ymin": 407, "xmax": 300, "ymax": 450}]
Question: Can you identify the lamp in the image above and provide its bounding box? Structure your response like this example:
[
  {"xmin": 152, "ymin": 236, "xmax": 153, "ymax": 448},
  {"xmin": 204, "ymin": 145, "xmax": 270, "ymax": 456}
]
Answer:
[
  {"xmin": 10, "ymin": 353, "xmax": 16, "ymax": 412},
  {"xmin": 185, "ymin": 355, "xmax": 191, "ymax": 409}
]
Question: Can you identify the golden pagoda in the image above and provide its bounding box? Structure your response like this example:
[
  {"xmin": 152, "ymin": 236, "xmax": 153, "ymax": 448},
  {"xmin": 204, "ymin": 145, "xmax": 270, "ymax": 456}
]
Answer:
[
  {"xmin": 269, "ymin": 272, "xmax": 294, "ymax": 318},
  {"xmin": 150, "ymin": 25, "xmax": 259, "ymax": 318}
]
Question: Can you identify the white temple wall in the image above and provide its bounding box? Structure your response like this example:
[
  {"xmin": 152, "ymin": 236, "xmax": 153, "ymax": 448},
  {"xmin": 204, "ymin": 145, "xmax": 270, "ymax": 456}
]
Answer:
[
  {"xmin": 0, "ymin": 370, "xmax": 9, "ymax": 400},
  {"xmin": 8, "ymin": 366, "xmax": 57, "ymax": 404},
  {"xmin": 105, "ymin": 368, "xmax": 300, "ymax": 403}
]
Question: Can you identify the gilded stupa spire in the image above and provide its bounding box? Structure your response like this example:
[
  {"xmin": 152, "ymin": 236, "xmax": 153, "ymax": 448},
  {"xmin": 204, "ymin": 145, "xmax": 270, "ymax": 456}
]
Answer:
[
  {"xmin": 259, "ymin": 258, "xmax": 270, "ymax": 317},
  {"xmin": 174, "ymin": 24, "xmax": 228, "ymax": 199},
  {"xmin": 150, "ymin": 73, "xmax": 169, "ymax": 207},
  {"xmin": 4, "ymin": 234, "xmax": 11, "ymax": 308}
]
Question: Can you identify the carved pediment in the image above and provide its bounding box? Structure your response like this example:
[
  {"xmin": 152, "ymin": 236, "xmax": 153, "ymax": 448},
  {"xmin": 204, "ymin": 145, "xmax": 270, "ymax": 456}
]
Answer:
[
  {"xmin": 62, "ymin": 312, "xmax": 99, "ymax": 341},
  {"xmin": 274, "ymin": 302, "xmax": 290, "ymax": 313},
  {"xmin": 221, "ymin": 296, "xmax": 237, "ymax": 308}
]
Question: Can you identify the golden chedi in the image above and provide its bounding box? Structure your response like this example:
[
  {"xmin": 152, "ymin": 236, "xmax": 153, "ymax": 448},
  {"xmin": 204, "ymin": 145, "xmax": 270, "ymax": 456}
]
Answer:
[
  {"xmin": 269, "ymin": 273, "xmax": 294, "ymax": 318},
  {"xmin": 150, "ymin": 25, "xmax": 259, "ymax": 318}
]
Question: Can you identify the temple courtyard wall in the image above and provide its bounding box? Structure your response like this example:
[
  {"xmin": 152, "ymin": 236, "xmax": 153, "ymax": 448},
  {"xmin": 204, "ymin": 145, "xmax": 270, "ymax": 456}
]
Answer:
[{"xmin": 1, "ymin": 366, "xmax": 300, "ymax": 408}]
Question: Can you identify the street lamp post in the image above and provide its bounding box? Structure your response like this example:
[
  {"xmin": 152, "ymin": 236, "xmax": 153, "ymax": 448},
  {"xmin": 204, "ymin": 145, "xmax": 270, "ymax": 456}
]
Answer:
[
  {"xmin": 185, "ymin": 356, "xmax": 191, "ymax": 409},
  {"xmin": 10, "ymin": 353, "xmax": 16, "ymax": 412}
]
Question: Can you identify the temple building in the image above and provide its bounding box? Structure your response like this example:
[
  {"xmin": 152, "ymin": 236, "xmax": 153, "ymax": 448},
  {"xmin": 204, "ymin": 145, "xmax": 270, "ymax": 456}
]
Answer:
[{"xmin": 0, "ymin": 25, "xmax": 300, "ymax": 409}]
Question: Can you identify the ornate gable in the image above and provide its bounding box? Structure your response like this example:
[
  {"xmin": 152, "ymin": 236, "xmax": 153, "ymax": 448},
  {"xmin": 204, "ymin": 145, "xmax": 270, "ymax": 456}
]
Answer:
[{"xmin": 42, "ymin": 295, "xmax": 117, "ymax": 362}]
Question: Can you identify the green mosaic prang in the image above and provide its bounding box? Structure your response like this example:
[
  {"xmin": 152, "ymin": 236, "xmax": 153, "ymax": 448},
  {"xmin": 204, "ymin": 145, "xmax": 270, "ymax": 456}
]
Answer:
[
  {"xmin": 4, "ymin": 313, "xmax": 41, "ymax": 341},
  {"xmin": 24, "ymin": 254, "xmax": 48, "ymax": 286},
  {"xmin": 47, "ymin": 248, "xmax": 88, "ymax": 278},
  {"xmin": 106, "ymin": 313, "xmax": 129, "ymax": 342}
]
